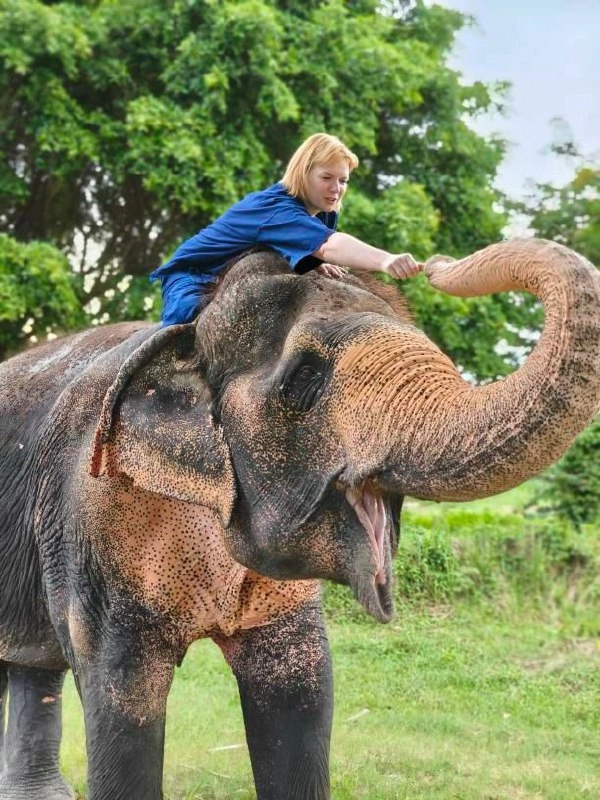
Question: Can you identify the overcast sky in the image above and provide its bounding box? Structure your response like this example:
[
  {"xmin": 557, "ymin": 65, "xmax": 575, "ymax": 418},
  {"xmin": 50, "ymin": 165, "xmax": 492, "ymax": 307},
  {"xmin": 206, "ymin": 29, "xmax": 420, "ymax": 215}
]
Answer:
[{"xmin": 439, "ymin": 0, "xmax": 600, "ymax": 199}]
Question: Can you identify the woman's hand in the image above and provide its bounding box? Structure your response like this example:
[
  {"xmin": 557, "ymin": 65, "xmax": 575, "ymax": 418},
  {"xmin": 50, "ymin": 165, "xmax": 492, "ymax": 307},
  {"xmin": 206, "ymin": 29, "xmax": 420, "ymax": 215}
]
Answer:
[
  {"xmin": 316, "ymin": 262, "xmax": 348, "ymax": 279},
  {"xmin": 380, "ymin": 253, "xmax": 421, "ymax": 279}
]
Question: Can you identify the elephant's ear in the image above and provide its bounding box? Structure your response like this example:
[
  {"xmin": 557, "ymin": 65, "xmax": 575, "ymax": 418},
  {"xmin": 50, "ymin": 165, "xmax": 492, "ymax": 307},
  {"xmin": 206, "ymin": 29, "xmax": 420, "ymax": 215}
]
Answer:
[{"xmin": 90, "ymin": 324, "xmax": 235, "ymax": 527}]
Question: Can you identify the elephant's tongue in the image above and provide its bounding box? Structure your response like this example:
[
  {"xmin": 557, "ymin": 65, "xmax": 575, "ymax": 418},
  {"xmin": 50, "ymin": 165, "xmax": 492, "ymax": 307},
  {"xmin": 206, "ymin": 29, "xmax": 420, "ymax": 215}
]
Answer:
[{"xmin": 345, "ymin": 486, "xmax": 387, "ymax": 585}]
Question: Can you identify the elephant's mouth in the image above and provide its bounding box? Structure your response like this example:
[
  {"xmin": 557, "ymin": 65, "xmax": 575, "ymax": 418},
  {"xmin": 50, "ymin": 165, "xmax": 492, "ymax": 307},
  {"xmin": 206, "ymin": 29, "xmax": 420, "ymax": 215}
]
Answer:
[{"xmin": 345, "ymin": 484, "xmax": 394, "ymax": 623}]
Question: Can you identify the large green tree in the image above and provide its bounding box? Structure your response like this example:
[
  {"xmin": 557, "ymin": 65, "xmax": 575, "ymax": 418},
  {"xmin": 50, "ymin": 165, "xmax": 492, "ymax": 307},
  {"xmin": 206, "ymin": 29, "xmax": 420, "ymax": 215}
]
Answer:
[{"xmin": 1, "ymin": 0, "xmax": 539, "ymax": 378}]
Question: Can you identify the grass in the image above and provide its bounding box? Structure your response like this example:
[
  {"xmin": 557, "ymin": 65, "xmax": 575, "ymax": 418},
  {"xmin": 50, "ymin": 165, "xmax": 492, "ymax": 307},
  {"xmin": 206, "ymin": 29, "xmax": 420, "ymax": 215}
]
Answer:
[
  {"xmin": 328, "ymin": 613, "xmax": 599, "ymax": 800},
  {"xmin": 59, "ymin": 482, "xmax": 600, "ymax": 799}
]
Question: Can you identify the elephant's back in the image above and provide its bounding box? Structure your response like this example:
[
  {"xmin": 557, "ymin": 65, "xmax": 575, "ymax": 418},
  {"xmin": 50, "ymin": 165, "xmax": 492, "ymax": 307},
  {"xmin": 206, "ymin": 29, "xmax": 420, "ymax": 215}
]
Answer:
[
  {"xmin": 0, "ymin": 321, "xmax": 156, "ymax": 477},
  {"xmin": 0, "ymin": 322, "xmax": 155, "ymax": 414}
]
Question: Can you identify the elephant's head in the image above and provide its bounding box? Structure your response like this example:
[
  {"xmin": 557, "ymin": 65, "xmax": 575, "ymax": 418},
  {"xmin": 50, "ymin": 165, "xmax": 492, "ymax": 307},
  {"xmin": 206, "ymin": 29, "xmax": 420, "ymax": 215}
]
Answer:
[{"xmin": 91, "ymin": 240, "xmax": 600, "ymax": 622}]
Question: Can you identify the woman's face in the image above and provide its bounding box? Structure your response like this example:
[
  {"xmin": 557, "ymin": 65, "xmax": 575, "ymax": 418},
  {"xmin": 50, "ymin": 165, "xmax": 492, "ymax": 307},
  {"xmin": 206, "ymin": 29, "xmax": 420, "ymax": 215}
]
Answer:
[{"xmin": 303, "ymin": 158, "xmax": 350, "ymax": 215}]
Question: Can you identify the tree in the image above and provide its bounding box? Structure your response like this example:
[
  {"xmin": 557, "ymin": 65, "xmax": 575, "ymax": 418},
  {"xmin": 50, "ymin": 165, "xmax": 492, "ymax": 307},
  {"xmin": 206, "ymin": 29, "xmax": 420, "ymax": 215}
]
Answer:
[
  {"xmin": 1, "ymin": 0, "xmax": 540, "ymax": 380},
  {"xmin": 524, "ymin": 166, "xmax": 600, "ymax": 268},
  {"xmin": 0, "ymin": 234, "xmax": 84, "ymax": 359}
]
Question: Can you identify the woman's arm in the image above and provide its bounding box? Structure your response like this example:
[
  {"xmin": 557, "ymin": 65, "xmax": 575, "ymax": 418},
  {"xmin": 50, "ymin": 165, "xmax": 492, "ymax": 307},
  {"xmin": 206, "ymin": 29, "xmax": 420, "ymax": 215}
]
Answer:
[{"xmin": 313, "ymin": 232, "xmax": 420, "ymax": 279}]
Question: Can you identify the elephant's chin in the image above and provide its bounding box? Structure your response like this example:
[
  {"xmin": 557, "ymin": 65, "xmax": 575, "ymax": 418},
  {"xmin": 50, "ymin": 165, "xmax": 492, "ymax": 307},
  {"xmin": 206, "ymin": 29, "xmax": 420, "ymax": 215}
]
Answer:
[{"xmin": 351, "ymin": 569, "xmax": 394, "ymax": 623}]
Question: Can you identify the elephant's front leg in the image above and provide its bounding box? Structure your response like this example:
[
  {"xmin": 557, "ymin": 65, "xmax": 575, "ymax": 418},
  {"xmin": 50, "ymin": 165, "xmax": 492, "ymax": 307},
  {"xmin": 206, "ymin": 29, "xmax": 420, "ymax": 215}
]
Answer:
[
  {"xmin": 0, "ymin": 666, "xmax": 72, "ymax": 800},
  {"xmin": 74, "ymin": 633, "xmax": 176, "ymax": 800},
  {"xmin": 217, "ymin": 600, "xmax": 333, "ymax": 800}
]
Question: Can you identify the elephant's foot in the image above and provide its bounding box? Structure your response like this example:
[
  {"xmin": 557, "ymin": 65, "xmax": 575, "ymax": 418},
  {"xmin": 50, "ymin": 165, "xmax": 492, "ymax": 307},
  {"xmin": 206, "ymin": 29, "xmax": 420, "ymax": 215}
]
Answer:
[{"xmin": 0, "ymin": 771, "xmax": 74, "ymax": 800}]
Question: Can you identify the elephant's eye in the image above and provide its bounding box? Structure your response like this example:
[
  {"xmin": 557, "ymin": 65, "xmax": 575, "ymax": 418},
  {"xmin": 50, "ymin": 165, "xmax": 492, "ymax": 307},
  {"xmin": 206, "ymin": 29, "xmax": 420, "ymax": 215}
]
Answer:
[
  {"xmin": 298, "ymin": 365, "xmax": 318, "ymax": 380},
  {"xmin": 279, "ymin": 357, "xmax": 328, "ymax": 412}
]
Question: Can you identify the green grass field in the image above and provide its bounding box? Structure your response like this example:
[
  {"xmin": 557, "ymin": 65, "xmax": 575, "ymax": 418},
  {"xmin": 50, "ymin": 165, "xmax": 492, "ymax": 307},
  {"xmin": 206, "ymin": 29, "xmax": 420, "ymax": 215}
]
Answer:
[{"xmin": 59, "ymin": 483, "xmax": 600, "ymax": 799}]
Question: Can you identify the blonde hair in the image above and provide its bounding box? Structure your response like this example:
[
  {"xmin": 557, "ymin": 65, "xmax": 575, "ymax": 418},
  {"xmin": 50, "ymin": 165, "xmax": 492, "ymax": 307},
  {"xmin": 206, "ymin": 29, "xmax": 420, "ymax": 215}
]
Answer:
[{"xmin": 281, "ymin": 133, "xmax": 359, "ymax": 201}]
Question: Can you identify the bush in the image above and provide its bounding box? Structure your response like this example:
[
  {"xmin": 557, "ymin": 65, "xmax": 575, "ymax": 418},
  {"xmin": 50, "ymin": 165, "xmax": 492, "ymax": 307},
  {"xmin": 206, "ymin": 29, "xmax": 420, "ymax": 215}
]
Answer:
[
  {"xmin": 323, "ymin": 508, "xmax": 600, "ymax": 632},
  {"xmin": 530, "ymin": 417, "xmax": 600, "ymax": 528}
]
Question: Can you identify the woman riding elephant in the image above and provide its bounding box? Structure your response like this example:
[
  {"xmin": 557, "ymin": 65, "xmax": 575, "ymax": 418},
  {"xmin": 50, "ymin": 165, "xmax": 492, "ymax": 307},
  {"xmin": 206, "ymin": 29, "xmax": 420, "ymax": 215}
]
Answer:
[{"xmin": 149, "ymin": 132, "xmax": 421, "ymax": 324}]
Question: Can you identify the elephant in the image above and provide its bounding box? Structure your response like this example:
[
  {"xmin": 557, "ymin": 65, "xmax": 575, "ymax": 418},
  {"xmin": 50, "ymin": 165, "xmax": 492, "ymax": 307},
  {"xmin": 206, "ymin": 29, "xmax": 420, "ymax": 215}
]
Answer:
[{"xmin": 0, "ymin": 237, "xmax": 599, "ymax": 800}]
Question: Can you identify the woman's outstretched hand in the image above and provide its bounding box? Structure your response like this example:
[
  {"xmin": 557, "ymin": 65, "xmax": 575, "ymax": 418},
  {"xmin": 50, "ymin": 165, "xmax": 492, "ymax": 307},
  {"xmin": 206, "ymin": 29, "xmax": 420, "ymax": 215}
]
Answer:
[
  {"xmin": 314, "ymin": 252, "xmax": 421, "ymax": 280},
  {"xmin": 316, "ymin": 262, "xmax": 348, "ymax": 278},
  {"xmin": 380, "ymin": 253, "xmax": 421, "ymax": 279}
]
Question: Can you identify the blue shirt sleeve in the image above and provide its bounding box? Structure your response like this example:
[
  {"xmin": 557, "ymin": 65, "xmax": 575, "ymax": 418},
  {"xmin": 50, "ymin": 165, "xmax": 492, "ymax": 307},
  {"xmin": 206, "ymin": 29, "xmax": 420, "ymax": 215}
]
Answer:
[
  {"xmin": 149, "ymin": 183, "xmax": 337, "ymax": 281},
  {"xmin": 257, "ymin": 204, "xmax": 335, "ymax": 267}
]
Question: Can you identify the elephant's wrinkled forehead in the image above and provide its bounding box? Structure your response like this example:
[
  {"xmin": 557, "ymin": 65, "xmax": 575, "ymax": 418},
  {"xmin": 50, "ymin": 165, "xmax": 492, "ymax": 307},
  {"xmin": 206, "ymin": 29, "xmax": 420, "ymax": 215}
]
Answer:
[
  {"xmin": 213, "ymin": 249, "xmax": 408, "ymax": 320},
  {"xmin": 281, "ymin": 312, "xmax": 406, "ymax": 359},
  {"xmin": 199, "ymin": 249, "xmax": 412, "ymax": 384}
]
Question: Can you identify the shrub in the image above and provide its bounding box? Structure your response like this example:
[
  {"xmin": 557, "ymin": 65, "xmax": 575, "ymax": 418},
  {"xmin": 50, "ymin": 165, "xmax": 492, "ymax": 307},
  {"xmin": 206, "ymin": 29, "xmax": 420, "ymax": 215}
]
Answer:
[
  {"xmin": 323, "ymin": 508, "xmax": 600, "ymax": 631},
  {"xmin": 530, "ymin": 417, "xmax": 600, "ymax": 528}
]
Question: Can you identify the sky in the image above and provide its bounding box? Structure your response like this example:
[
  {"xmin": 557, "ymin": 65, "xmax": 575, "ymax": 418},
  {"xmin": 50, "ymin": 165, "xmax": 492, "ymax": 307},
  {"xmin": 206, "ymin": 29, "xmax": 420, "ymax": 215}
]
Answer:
[{"xmin": 438, "ymin": 0, "xmax": 600, "ymax": 199}]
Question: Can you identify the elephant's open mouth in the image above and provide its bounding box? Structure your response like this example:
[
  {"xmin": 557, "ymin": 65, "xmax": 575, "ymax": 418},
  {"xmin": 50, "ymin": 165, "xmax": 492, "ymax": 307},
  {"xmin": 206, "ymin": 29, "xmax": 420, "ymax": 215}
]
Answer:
[{"xmin": 345, "ymin": 484, "xmax": 394, "ymax": 623}]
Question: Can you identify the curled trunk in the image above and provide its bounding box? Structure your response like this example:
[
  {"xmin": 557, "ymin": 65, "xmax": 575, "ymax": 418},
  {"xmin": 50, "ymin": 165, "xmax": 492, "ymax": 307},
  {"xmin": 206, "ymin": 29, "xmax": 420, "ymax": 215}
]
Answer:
[{"xmin": 336, "ymin": 238, "xmax": 600, "ymax": 502}]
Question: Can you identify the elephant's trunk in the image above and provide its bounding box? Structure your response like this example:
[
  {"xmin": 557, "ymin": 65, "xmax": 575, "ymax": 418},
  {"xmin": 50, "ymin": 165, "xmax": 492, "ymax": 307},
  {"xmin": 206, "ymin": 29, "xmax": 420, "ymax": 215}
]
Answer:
[{"xmin": 333, "ymin": 238, "xmax": 600, "ymax": 502}]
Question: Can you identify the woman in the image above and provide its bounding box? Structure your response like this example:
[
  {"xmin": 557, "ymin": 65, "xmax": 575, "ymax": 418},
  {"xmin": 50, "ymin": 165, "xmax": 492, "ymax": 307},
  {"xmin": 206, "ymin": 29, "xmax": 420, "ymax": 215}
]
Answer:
[{"xmin": 149, "ymin": 133, "xmax": 420, "ymax": 325}]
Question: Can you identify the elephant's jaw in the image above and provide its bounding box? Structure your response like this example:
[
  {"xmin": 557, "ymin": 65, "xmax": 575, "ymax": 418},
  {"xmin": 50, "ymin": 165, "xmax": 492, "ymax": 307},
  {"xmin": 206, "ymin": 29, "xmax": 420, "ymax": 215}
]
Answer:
[
  {"xmin": 345, "ymin": 484, "xmax": 394, "ymax": 623},
  {"xmin": 224, "ymin": 478, "xmax": 396, "ymax": 624}
]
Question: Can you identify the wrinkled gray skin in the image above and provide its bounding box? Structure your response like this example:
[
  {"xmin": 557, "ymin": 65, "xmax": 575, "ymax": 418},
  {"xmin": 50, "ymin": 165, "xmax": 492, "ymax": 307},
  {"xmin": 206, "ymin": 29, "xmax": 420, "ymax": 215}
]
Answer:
[{"xmin": 0, "ymin": 239, "xmax": 599, "ymax": 800}]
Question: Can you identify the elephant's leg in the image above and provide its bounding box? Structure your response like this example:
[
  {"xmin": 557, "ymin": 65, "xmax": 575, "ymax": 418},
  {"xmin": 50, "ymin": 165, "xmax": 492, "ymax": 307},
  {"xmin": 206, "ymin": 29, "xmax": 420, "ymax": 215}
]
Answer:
[
  {"xmin": 75, "ymin": 639, "xmax": 175, "ymax": 800},
  {"xmin": 216, "ymin": 600, "xmax": 333, "ymax": 800},
  {"xmin": 0, "ymin": 666, "xmax": 6, "ymax": 773},
  {"xmin": 0, "ymin": 666, "xmax": 73, "ymax": 800}
]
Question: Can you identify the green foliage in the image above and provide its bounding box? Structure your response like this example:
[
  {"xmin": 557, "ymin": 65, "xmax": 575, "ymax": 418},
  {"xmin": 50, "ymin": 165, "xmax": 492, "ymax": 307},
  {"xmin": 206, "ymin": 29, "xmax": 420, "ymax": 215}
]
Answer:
[
  {"xmin": 342, "ymin": 180, "xmax": 440, "ymax": 263},
  {"xmin": 396, "ymin": 513, "xmax": 597, "ymax": 618},
  {"xmin": 524, "ymin": 165, "xmax": 600, "ymax": 268},
  {"xmin": 0, "ymin": 0, "xmax": 527, "ymax": 378},
  {"xmin": 324, "ymin": 508, "xmax": 600, "ymax": 633},
  {"xmin": 530, "ymin": 417, "xmax": 600, "ymax": 528},
  {"xmin": 0, "ymin": 233, "xmax": 85, "ymax": 358}
]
